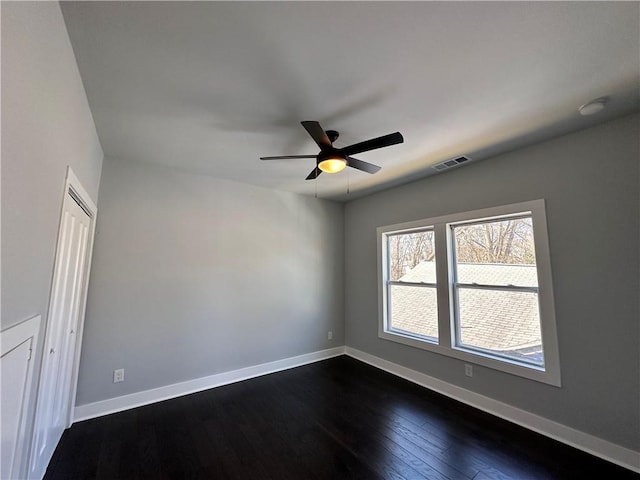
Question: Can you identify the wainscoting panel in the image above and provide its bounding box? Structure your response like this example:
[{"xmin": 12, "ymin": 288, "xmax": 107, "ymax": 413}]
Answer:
[{"xmin": 1, "ymin": 315, "xmax": 41, "ymax": 480}]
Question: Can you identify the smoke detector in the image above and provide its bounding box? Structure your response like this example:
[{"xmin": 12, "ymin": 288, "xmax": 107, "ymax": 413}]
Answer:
[{"xmin": 579, "ymin": 97, "xmax": 608, "ymax": 116}]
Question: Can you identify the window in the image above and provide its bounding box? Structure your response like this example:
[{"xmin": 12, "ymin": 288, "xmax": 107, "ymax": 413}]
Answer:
[
  {"xmin": 378, "ymin": 200, "xmax": 560, "ymax": 386},
  {"xmin": 386, "ymin": 228, "xmax": 438, "ymax": 343}
]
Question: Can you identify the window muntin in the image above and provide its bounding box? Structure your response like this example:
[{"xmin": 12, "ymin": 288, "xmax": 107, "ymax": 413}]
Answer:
[
  {"xmin": 450, "ymin": 216, "xmax": 544, "ymax": 367},
  {"xmin": 385, "ymin": 229, "xmax": 437, "ymax": 342},
  {"xmin": 377, "ymin": 200, "xmax": 560, "ymax": 386}
]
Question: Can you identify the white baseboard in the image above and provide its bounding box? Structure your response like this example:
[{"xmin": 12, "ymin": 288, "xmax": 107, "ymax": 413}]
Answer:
[
  {"xmin": 345, "ymin": 347, "xmax": 640, "ymax": 474},
  {"xmin": 74, "ymin": 346, "xmax": 345, "ymax": 422},
  {"xmin": 74, "ymin": 345, "xmax": 639, "ymax": 473}
]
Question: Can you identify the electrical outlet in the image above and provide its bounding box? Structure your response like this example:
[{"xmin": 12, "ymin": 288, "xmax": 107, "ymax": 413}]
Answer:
[
  {"xmin": 327, "ymin": 331, "xmax": 333, "ymax": 340},
  {"xmin": 464, "ymin": 364, "xmax": 473, "ymax": 377},
  {"xmin": 113, "ymin": 368, "xmax": 125, "ymax": 383}
]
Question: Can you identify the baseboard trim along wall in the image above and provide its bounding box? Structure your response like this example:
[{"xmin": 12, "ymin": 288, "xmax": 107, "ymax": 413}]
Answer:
[
  {"xmin": 345, "ymin": 347, "xmax": 640, "ymax": 474},
  {"xmin": 75, "ymin": 346, "xmax": 639, "ymax": 473},
  {"xmin": 74, "ymin": 346, "xmax": 346, "ymax": 422}
]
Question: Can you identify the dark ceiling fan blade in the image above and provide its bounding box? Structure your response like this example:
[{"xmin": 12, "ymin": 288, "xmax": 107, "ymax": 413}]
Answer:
[
  {"xmin": 347, "ymin": 157, "xmax": 381, "ymax": 174},
  {"xmin": 260, "ymin": 155, "xmax": 317, "ymax": 160},
  {"xmin": 341, "ymin": 132, "xmax": 404, "ymax": 157},
  {"xmin": 305, "ymin": 166, "xmax": 322, "ymax": 180},
  {"xmin": 301, "ymin": 121, "xmax": 332, "ymax": 150}
]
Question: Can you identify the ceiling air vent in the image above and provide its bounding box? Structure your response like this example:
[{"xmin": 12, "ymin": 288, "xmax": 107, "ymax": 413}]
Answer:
[{"xmin": 432, "ymin": 156, "xmax": 472, "ymax": 172}]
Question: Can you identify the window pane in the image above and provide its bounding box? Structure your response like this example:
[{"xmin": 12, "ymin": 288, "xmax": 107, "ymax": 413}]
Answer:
[
  {"xmin": 456, "ymin": 288, "xmax": 543, "ymax": 366},
  {"xmin": 453, "ymin": 217, "xmax": 538, "ymax": 287},
  {"xmin": 389, "ymin": 285, "xmax": 438, "ymax": 341},
  {"xmin": 387, "ymin": 229, "xmax": 435, "ymax": 282}
]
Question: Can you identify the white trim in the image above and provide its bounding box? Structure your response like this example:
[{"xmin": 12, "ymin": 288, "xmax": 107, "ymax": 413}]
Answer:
[
  {"xmin": 29, "ymin": 168, "xmax": 98, "ymax": 479},
  {"xmin": 63, "ymin": 166, "xmax": 97, "ymax": 428},
  {"xmin": 0, "ymin": 315, "xmax": 41, "ymax": 480},
  {"xmin": 345, "ymin": 347, "xmax": 640, "ymax": 474},
  {"xmin": 65, "ymin": 167, "xmax": 97, "ymax": 215},
  {"xmin": 1, "ymin": 315, "xmax": 40, "ymax": 357},
  {"xmin": 74, "ymin": 346, "xmax": 346, "ymax": 422},
  {"xmin": 377, "ymin": 199, "xmax": 561, "ymax": 387}
]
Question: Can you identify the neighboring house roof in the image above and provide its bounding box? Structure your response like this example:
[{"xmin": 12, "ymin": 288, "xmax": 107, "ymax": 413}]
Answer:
[
  {"xmin": 390, "ymin": 262, "xmax": 542, "ymax": 364},
  {"xmin": 400, "ymin": 261, "xmax": 538, "ymax": 287}
]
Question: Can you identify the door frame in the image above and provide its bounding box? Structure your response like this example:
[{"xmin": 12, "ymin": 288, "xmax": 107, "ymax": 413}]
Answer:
[
  {"xmin": 29, "ymin": 166, "xmax": 97, "ymax": 477},
  {"xmin": 59, "ymin": 168, "xmax": 97, "ymax": 428}
]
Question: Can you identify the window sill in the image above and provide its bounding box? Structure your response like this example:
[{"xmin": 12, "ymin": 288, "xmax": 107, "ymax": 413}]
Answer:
[{"xmin": 379, "ymin": 329, "xmax": 561, "ymax": 387}]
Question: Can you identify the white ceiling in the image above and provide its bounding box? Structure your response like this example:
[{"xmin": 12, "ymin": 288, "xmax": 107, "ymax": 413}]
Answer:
[{"xmin": 60, "ymin": 2, "xmax": 639, "ymax": 201}]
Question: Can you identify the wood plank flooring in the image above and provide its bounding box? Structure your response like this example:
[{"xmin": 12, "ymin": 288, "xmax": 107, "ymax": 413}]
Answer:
[{"xmin": 45, "ymin": 356, "xmax": 638, "ymax": 479}]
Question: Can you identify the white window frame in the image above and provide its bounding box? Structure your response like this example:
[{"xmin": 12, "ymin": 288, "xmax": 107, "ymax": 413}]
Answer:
[
  {"xmin": 384, "ymin": 226, "xmax": 438, "ymax": 344},
  {"xmin": 377, "ymin": 200, "xmax": 561, "ymax": 386}
]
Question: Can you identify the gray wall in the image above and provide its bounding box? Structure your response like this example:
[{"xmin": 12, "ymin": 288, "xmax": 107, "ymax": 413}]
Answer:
[
  {"xmin": 76, "ymin": 157, "xmax": 344, "ymax": 405},
  {"xmin": 4, "ymin": 1, "xmax": 637, "ymax": 459},
  {"xmin": 1, "ymin": 1, "xmax": 104, "ymax": 468},
  {"xmin": 344, "ymin": 114, "xmax": 639, "ymax": 450},
  {"xmin": 2, "ymin": 1, "xmax": 103, "ymax": 330}
]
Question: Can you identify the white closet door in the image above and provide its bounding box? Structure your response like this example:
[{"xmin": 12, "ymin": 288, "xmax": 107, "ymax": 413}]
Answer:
[{"xmin": 30, "ymin": 172, "xmax": 96, "ymax": 480}]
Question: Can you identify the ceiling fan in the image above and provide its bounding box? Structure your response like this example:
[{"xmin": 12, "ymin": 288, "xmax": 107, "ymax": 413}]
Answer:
[{"xmin": 260, "ymin": 121, "xmax": 404, "ymax": 180}]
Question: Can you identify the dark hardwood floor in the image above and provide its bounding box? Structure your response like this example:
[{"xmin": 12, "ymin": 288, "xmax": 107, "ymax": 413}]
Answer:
[{"xmin": 45, "ymin": 356, "xmax": 638, "ymax": 479}]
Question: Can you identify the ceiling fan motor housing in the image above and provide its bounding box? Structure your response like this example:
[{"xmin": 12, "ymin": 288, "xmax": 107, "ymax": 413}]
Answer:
[{"xmin": 317, "ymin": 148, "xmax": 344, "ymax": 163}]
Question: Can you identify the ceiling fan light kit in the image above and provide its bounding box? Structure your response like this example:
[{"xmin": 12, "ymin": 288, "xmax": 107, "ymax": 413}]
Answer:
[
  {"xmin": 260, "ymin": 121, "xmax": 404, "ymax": 180},
  {"xmin": 318, "ymin": 156, "xmax": 347, "ymax": 173}
]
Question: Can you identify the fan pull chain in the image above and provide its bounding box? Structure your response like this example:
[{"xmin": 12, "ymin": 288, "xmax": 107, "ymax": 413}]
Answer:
[
  {"xmin": 315, "ymin": 175, "xmax": 318, "ymax": 199},
  {"xmin": 347, "ymin": 168, "xmax": 350, "ymax": 194}
]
